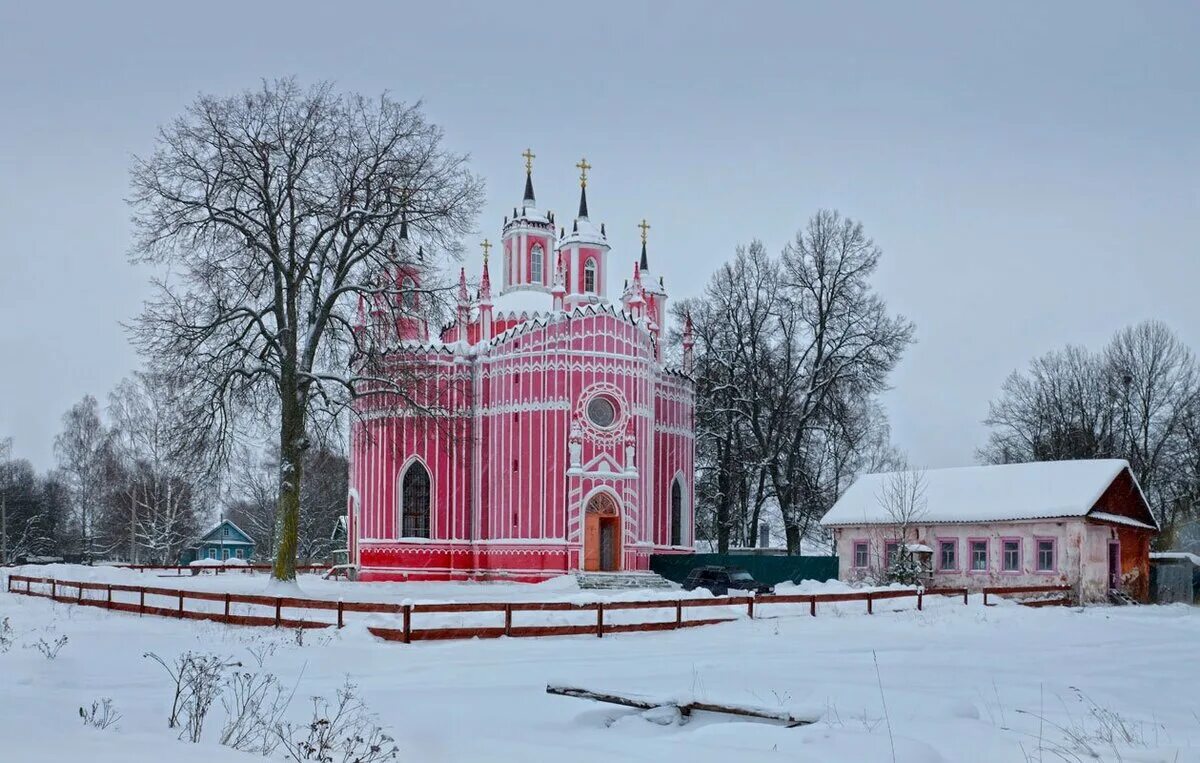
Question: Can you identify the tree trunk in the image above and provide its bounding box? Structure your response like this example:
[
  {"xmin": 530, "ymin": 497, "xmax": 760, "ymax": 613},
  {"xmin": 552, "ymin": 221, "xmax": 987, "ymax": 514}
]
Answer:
[
  {"xmin": 785, "ymin": 523, "xmax": 801, "ymax": 555},
  {"xmin": 272, "ymin": 377, "xmax": 307, "ymax": 582}
]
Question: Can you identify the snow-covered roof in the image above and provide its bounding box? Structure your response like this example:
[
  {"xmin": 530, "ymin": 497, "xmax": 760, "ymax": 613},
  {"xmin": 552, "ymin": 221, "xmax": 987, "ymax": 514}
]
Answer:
[
  {"xmin": 557, "ymin": 218, "xmax": 608, "ymax": 248},
  {"xmin": 491, "ymin": 287, "xmax": 553, "ymax": 319},
  {"xmin": 821, "ymin": 459, "xmax": 1156, "ymax": 528},
  {"xmin": 189, "ymin": 518, "xmax": 256, "ymax": 547},
  {"xmin": 1150, "ymin": 551, "xmax": 1200, "ymax": 565},
  {"xmin": 1087, "ymin": 512, "xmax": 1156, "ymax": 530}
]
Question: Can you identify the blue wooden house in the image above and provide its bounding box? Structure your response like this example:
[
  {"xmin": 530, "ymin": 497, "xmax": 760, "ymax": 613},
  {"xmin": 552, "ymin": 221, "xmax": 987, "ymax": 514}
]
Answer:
[{"xmin": 181, "ymin": 519, "xmax": 257, "ymax": 564}]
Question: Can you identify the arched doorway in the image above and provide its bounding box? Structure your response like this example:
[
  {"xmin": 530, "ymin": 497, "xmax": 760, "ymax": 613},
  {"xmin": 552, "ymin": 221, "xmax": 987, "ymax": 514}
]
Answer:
[{"xmin": 583, "ymin": 491, "xmax": 621, "ymax": 572}]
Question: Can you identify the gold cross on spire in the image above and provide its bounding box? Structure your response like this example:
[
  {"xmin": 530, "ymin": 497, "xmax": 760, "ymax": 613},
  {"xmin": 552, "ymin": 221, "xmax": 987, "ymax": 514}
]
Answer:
[
  {"xmin": 576, "ymin": 157, "xmax": 591, "ymax": 188},
  {"xmin": 522, "ymin": 148, "xmax": 535, "ymax": 174},
  {"xmin": 480, "ymin": 238, "xmax": 492, "ymax": 265},
  {"xmin": 638, "ymin": 219, "xmax": 651, "ymax": 244}
]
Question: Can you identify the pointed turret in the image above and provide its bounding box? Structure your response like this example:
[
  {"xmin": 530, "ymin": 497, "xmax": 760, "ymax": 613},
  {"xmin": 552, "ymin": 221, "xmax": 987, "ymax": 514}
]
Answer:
[
  {"xmin": 479, "ymin": 239, "xmax": 494, "ymax": 341},
  {"xmin": 628, "ymin": 261, "xmax": 645, "ymax": 320},
  {"xmin": 551, "ymin": 252, "xmax": 567, "ymax": 312},
  {"xmin": 575, "ymin": 156, "xmax": 591, "ymax": 220},
  {"xmin": 501, "ymin": 148, "xmax": 555, "ymax": 294}
]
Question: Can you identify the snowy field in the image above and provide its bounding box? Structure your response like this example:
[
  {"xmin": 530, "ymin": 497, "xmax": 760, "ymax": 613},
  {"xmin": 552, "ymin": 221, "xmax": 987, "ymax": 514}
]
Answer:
[{"xmin": 3, "ymin": 568, "xmax": 1200, "ymax": 762}]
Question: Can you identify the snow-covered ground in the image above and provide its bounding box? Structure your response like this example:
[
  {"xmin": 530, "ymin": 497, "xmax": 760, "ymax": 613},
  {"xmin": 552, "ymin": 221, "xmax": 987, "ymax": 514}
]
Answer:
[{"xmin": 2, "ymin": 566, "xmax": 1199, "ymax": 762}]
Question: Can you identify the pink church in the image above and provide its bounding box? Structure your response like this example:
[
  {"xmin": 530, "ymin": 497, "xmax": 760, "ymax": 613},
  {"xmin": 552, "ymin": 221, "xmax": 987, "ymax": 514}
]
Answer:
[{"xmin": 347, "ymin": 155, "xmax": 696, "ymax": 582}]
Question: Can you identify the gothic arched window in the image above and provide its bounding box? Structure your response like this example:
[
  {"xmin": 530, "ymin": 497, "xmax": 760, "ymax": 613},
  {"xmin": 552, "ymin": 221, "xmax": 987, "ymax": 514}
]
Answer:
[
  {"xmin": 584, "ymin": 258, "xmax": 597, "ymax": 293},
  {"xmin": 530, "ymin": 244, "xmax": 544, "ymax": 283},
  {"xmin": 670, "ymin": 479, "xmax": 683, "ymax": 546},
  {"xmin": 400, "ymin": 461, "xmax": 431, "ymax": 538},
  {"xmin": 400, "ymin": 277, "xmax": 418, "ymax": 311}
]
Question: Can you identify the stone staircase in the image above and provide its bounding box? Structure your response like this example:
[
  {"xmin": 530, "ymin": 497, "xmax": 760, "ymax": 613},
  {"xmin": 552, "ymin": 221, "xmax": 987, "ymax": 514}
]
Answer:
[{"xmin": 573, "ymin": 572, "xmax": 678, "ymax": 591}]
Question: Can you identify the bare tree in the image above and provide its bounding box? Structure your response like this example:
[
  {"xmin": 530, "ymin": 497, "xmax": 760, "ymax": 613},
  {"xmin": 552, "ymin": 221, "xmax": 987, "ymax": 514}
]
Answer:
[
  {"xmin": 873, "ymin": 467, "xmax": 928, "ymax": 584},
  {"xmin": 54, "ymin": 396, "xmax": 113, "ymax": 561},
  {"xmin": 128, "ymin": 79, "xmax": 484, "ymax": 580},
  {"xmin": 980, "ymin": 320, "xmax": 1200, "ymax": 546},
  {"xmin": 107, "ymin": 372, "xmax": 207, "ymax": 564},
  {"xmin": 677, "ymin": 212, "xmax": 912, "ymax": 554}
]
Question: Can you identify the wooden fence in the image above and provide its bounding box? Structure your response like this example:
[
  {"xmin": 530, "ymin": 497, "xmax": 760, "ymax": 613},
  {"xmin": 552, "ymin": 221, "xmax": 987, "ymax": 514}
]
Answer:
[
  {"xmin": 113, "ymin": 564, "xmax": 330, "ymax": 575},
  {"xmin": 3, "ymin": 574, "xmax": 1072, "ymax": 644}
]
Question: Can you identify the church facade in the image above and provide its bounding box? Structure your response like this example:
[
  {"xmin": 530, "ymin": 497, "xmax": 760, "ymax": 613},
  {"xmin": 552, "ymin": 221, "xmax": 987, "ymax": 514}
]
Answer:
[{"xmin": 347, "ymin": 153, "xmax": 696, "ymax": 582}]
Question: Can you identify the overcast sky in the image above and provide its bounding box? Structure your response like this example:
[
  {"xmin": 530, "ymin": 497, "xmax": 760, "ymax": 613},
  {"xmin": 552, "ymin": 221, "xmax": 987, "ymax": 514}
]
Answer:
[{"xmin": 1, "ymin": 1, "xmax": 1197, "ymax": 471}]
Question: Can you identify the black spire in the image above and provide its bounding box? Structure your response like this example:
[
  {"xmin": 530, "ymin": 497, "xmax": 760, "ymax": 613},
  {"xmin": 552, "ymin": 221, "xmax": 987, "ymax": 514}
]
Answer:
[
  {"xmin": 523, "ymin": 171, "xmax": 535, "ymax": 205},
  {"xmin": 572, "ymin": 219, "xmax": 578, "ymax": 233},
  {"xmin": 577, "ymin": 186, "xmax": 589, "ymax": 220},
  {"xmin": 639, "ymin": 240, "xmax": 649, "ymax": 271},
  {"xmin": 399, "ymin": 217, "xmax": 409, "ymax": 240}
]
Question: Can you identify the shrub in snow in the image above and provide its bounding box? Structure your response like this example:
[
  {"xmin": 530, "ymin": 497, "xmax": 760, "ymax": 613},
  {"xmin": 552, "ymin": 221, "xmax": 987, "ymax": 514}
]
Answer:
[
  {"xmin": 79, "ymin": 698, "xmax": 121, "ymax": 730},
  {"xmin": 0, "ymin": 617, "xmax": 12, "ymax": 653},
  {"xmin": 32, "ymin": 634, "xmax": 68, "ymax": 660},
  {"xmin": 144, "ymin": 650, "xmax": 241, "ymax": 742},
  {"xmin": 220, "ymin": 669, "xmax": 292, "ymax": 755},
  {"xmin": 275, "ymin": 680, "xmax": 398, "ymax": 763}
]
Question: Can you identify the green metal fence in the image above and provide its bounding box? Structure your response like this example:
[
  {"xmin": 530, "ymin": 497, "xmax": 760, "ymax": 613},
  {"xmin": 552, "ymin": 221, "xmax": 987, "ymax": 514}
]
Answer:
[{"xmin": 650, "ymin": 553, "xmax": 839, "ymax": 586}]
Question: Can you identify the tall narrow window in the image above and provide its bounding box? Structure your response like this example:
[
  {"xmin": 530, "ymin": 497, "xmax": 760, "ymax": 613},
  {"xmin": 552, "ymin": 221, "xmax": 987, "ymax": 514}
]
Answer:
[
  {"xmin": 401, "ymin": 277, "xmax": 418, "ymax": 310},
  {"xmin": 530, "ymin": 244, "xmax": 544, "ymax": 283},
  {"xmin": 584, "ymin": 258, "xmax": 597, "ymax": 292},
  {"xmin": 401, "ymin": 462, "xmax": 431, "ymax": 538},
  {"xmin": 670, "ymin": 480, "xmax": 683, "ymax": 546}
]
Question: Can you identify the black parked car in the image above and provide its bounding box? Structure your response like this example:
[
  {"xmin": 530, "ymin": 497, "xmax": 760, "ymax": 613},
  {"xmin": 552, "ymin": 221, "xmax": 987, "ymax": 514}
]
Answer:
[{"xmin": 682, "ymin": 566, "xmax": 774, "ymax": 596}]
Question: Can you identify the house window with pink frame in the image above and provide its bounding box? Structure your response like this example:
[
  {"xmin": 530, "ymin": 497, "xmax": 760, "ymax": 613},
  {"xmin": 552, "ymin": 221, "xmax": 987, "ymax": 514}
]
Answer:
[
  {"xmin": 884, "ymin": 540, "xmax": 899, "ymax": 567},
  {"xmin": 1002, "ymin": 539, "xmax": 1021, "ymax": 572},
  {"xmin": 852, "ymin": 541, "xmax": 869, "ymax": 569},
  {"xmin": 938, "ymin": 539, "xmax": 957, "ymax": 571},
  {"xmin": 969, "ymin": 539, "xmax": 988, "ymax": 571},
  {"xmin": 1036, "ymin": 538, "xmax": 1056, "ymax": 572}
]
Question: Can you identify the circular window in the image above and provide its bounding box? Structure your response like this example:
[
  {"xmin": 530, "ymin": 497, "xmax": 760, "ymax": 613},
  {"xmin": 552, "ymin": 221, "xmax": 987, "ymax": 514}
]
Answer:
[{"xmin": 586, "ymin": 396, "xmax": 617, "ymax": 428}]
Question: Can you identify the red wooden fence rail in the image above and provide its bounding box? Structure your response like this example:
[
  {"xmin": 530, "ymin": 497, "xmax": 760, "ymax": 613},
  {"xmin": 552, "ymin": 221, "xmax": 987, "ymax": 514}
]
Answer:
[{"xmin": 3, "ymin": 574, "xmax": 1071, "ymax": 644}]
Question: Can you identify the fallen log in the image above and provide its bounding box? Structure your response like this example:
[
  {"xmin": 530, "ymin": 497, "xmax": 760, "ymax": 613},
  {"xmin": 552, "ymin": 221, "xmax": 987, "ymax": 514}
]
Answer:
[{"xmin": 546, "ymin": 685, "xmax": 817, "ymax": 727}]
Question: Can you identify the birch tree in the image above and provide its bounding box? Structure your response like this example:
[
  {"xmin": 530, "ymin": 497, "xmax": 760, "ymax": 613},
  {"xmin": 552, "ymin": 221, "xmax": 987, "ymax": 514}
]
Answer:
[
  {"xmin": 54, "ymin": 396, "xmax": 113, "ymax": 561},
  {"xmin": 128, "ymin": 79, "xmax": 483, "ymax": 580}
]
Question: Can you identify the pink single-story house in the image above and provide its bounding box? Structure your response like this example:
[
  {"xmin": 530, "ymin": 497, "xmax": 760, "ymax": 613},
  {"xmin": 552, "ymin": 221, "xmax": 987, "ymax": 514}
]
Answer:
[{"xmin": 820, "ymin": 460, "xmax": 1158, "ymax": 603}]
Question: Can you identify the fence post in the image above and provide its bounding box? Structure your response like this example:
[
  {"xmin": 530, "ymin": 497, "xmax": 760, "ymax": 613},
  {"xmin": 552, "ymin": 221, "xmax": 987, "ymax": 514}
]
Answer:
[
  {"xmin": 139, "ymin": 589, "xmax": 145, "ymax": 616},
  {"xmin": 596, "ymin": 603, "xmax": 604, "ymax": 638},
  {"xmin": 747, "ymin": 598, "xmax": 755, "ymax": 619},
  {"xmin": 337, "ymin": 601, "xmax": 345, "ymax": 629},
  {"xmin": 402, "ymin": 604, "xmax": 411, "ymax": 644},
  {"xmin": 224, "ymin": 593, "xmax": 231, "ymax": 620},
  {"xmin": 275, "ymin": 598, "xmax": 282, "ymax": 627},
  {"xmin": 917, "ymin": 590, "xmax": 923, "ymax": 611},
  {"xmin": 504, "ymin": 604, "xmax": 512, "ymax": 637},
  {"xmin": 77, "ymin": 583, "xmax": 83, "ymax": 604},
  {"xmin": 675, "ymin": 601, "xmax": 682, "ymax": 627},
  {"xmin": 106, "ymin": 585, "xmax": 112, "ymax": 608},
  {"xmin": 963, "ymin": 589, "xmax": 968, "ymax": 605},
  {"xmin": 983, "ymin": 590, "xmax": 989, "ymax": 606},
  {"xmin": 866, "ymin": 593, "xmax": 873, "ymax": 615},
  {"xmin": 5, "ymin": 576, "xmax": 10, "ymax": 593},
  {"xmin": 810, "ymin": 596, "xmax": 816, "ymax": 617},
  {"xmin": 178, "ymin": 592, "xmax": 184, "ymax": 618},
  {"xmin": 50, "ymin": 580, "xmax": 56, "ymax": 600}
]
